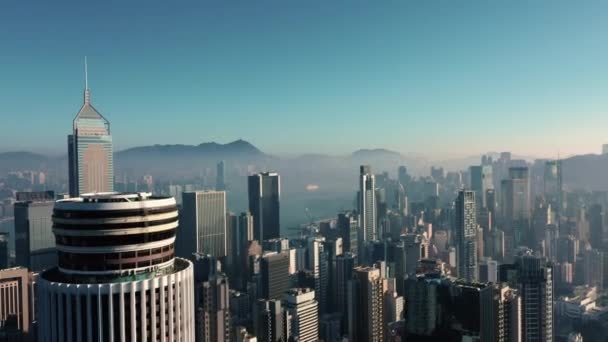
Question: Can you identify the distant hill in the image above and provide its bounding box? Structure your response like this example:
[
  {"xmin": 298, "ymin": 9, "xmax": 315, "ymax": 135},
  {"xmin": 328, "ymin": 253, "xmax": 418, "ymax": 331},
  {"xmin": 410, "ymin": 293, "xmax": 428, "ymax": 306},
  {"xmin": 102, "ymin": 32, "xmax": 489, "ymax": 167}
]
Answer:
[
  {"xmin": 113, "ymin": 139, "xmax": 272, "ymax": 179},
  {"xmin": 4, "ymin": 143, "xmax": 608, "ymax": 191},
  {"xmin": 119, "ymin": 139, "xmax": 264, "ymax": 157},
  {"xmin": 562, "ymin": 153, "xmax": 608, "ymax": 191},
  {"xmin": 0, "ymin": 152, "xmax": 53, "ymax": 173}
]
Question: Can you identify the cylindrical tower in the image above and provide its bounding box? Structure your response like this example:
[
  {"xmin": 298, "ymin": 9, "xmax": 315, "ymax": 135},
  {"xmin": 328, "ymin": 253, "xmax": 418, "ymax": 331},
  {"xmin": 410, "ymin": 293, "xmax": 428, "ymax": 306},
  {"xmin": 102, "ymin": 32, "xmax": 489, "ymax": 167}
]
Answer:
[{"xmin": 38, "ymin": 192, "xmax": 195, "ymax": 342}]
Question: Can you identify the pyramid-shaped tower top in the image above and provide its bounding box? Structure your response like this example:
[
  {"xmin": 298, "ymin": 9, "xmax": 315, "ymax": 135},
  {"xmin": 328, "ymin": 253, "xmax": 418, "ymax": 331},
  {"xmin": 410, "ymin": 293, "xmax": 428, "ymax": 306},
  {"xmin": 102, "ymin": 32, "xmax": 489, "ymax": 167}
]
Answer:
[{"xmin": 73, "ymin": 57, "xmax": 110, "ymax": 133}]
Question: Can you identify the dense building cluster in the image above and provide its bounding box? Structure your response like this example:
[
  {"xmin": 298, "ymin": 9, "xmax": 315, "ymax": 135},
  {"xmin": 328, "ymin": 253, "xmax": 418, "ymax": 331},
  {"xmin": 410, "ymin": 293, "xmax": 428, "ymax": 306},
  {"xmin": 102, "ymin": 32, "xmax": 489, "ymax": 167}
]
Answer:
[{"xmin": 3, "ymin": 67, "xmax": 608, "ymax": 342}]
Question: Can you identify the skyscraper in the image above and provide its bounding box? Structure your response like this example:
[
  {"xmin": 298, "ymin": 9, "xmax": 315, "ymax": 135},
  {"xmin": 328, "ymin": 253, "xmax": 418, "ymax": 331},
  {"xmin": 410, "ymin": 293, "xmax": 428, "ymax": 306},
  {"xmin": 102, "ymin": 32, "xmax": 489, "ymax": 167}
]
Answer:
[
  {"xmin": 502, "ymin": 167, "xmax": 531, "ymax": 218},
  {"xmin": 456, "ymin": 190, "xmax": 478, "ymax": 281},
  {"xmin": 37, "ymin": 193, "xmax": 195, "ymax": 341},
  {"xmin": 14, "ymin": 193, "xmax": 56, "ymax": 272},
  {"xmin": 0, "ymin": 267, "xmax": 31, "ymax": 338},
  {"xmin": 543, "ymin": 160, "xmax": 563, "ymax": 213},
  {"xmin": 260, "ymin": 252, "xmax": 290, "ymax": 300},
  {"xmin": 178, "ymin": 191, "xmax": 227, "ymax": 258},
  {"xmin": 68, "ymin": 59, "xmax": 113, "ymax": 196},
  {"xmin": 501, "ymin": 167, "xmax": 531, "ymax": 246},
  {"xmin": 500, "ymin": 254, "xmax": 553, "ymax": 342},
  {"xmin": 335, "ymin": 252, "xmax": 356, "ymax": 335},
  {"xmin": 470, "ymin": 165, "xmax": 493, "ymax": 209},
  {"xmin": 216, "ymin": 160, "xmax": 226, "ymax": 191},
  {"xmin": 480, "ymin": 284, "xmax": 522, "ymax": 342},
  {"xmin": 348, "ymin": 266, "xmax": 386, "ymax": 342},
  {"xmin": 0, "ymin": 233, "xmax": 8, "ymax": 269},
  {"xmin": 284, "ymin": 288, "xmax": 319, "ymax": 342},
  {"xmin": 398, "ymin": 166, "xmax": 410, "ymax": 188},
  {"xmin": 359, "ymin": 165, "xmax": 377, "ymax": 245},
  {"xmin": 253, "ymin": 299, "xmax": 284, "ymax": 342},
  {"xmin": 589, "ymin": 204, "xmax": 604, "ymax": 249},
  {"xmin": 196, "ymin": 275, "xmax": 231, "ymax": 342},
  {"xmin": 248, "ymin": 172, "xmax": 281, "ymax": 241},
  {"xmin": 337, "ymin": 211, "xmax": 359, "ymax": 257}
]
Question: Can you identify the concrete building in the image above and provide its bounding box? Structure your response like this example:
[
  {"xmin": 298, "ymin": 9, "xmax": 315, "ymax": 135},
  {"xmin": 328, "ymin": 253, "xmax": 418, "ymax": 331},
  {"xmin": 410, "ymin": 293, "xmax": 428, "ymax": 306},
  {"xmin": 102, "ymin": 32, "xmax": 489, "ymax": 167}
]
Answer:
[
  {"xmin": 284, "ymin": 288, "xmax": 319, "ymax": 342},
  {"xmin": 178, "ymin": 191, "xmax": 227, "ymax": 258},
  {"xmin": 196, "ymin": 276, "xmax": 230, "ymax": 342},
  {"xmin": 348, "ymin": 266, "xmax": 386, "ymax": 342},
  {"xmin": 14, "ymin": 193, "xmax": 56, "ymax": 272},
  {"xmin": 500, "ymin": 254, "xmax": 553, "ymax": 342},
  {"xmin": 253, "ymin": 299, "xmax": 284, "ymax": 342},
  {"xmin": 37, "ymin": 193, "xmax": 195, "ymax": 342},
  {"xmin": 480, "ymin": 284, "xmax": 522, "ymax": 342},
  {"xmin": 0, "ymin": 267, "xmax": 31, "ymax": 338},
  {"xmin": 260, "ymin": 252, "xmax": 290, "ymax": 300}
]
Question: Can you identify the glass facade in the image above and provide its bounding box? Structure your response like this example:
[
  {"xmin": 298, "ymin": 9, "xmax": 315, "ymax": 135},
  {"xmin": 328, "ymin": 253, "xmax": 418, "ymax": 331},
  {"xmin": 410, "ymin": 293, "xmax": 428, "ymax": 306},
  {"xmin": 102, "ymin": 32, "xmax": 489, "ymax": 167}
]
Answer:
[{"xmin": 68, "ymin": 89, "xmax": 113, "ymax": 196}]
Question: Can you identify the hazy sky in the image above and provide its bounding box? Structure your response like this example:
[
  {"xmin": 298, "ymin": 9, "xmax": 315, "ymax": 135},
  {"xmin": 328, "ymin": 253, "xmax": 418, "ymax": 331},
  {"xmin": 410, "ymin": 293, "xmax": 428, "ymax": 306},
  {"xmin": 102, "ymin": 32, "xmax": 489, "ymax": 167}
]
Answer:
[{"xmin": 1, "ymin": 0, "xmax": 607, "ymax": 159}]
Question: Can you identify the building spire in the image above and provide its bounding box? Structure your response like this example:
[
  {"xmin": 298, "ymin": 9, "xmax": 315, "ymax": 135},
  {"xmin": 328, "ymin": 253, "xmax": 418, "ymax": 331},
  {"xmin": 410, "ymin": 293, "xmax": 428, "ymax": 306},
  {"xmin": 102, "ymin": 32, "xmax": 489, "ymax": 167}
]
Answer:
[{"xmin": 84, "ymin": 56, "xmax": 91, "ymax": 104}]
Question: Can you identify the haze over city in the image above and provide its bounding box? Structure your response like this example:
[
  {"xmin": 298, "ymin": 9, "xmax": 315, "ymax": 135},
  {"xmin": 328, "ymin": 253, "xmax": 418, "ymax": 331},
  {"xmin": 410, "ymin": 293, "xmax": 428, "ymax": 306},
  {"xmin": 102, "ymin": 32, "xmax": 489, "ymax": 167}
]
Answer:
[
  {"xmin": 3, "ymin": 1, "xmax": 608, "ymax": 342},
  {"xmin": 2, "ymin": 0, "xmax": 608, "ymax": 158}
]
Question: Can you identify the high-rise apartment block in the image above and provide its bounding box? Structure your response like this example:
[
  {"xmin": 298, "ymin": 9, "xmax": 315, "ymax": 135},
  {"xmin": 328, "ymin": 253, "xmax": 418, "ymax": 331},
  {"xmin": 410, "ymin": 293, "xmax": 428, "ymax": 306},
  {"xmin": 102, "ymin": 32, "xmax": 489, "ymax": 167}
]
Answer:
[{"xmin": 456, "ymin": 190, "xmax": 478, "ymax": 281}]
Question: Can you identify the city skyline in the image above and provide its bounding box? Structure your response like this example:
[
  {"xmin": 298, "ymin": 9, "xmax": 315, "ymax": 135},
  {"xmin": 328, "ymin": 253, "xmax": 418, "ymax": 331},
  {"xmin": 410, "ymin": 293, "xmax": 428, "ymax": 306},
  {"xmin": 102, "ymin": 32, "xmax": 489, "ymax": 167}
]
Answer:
[{"xmin": 2, "ymin": 1, "xmax": 608, "ymax": 158}]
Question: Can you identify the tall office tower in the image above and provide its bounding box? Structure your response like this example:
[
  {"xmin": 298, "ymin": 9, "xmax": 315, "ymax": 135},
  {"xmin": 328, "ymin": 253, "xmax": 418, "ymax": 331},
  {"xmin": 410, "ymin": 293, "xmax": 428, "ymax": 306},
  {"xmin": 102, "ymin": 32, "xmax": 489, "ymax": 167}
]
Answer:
[
  {"xmin": 501, "ymin": 167, "xmax": 531, "ymax": 245},
  {"xmin": 322, "ymin": 238, "xmax": 342, "ymax": 311},
  {"xmin": 398, "ymin": 165, "xmax": 410, "ymax": 187},
  {"xmin": 399, "ymin": 233, "xmax": 429, "ymax": 276},
  {"xmin": 544, "ymin": 224, "xmax": 559, "ymax": 262},
  {"xmin": 589, "ymin": 204, "xmax": 604, "ymax": 249},
  {"xmin": 0, "ymin": 267, "xmax": 31, "ymax": 338},
  {"xmin": 37, "ymin": 193, "xmax": 195, "ymax": 342},
  {"xmin": 253, "ymin": 299, "xmax": 284, "ymax": 342},
  {"xmin": 284, "ymin": 288, "xmax": 319, "ymax": 342},
  {"xmin": 216, "ymin": 160, "xmax": 226, "ymax": 191},
  {"xmin": 307, "ymin": 237, "xmax": 327, "ymax": 312},
  {"xmin": 68, "ymin": 60, "xmax": 113, "ymax": 197},
  {"xmin": 456, "ymin": 190, "xmax": 478, "ymax": 281},
  {"xmin": 499, "ymin": 254, "xmax": 553, "ymax": 342},
  {"xmin": 335, "ymin": 253, "xmax": 356, "ymax": 334},
  {"xmin": 384, "ymin": 284, "xmax": 404, "ymax": 331},
  {"xmin": 404, "ymin": 275, "xmax": 438, "ymax": 336},
  {"xmin": 480, "ymin": 284, "xmax": 522, "ymax": 342},
  {"xmin": 260, "ymin": 252, "xmax": 290, "ymax": 300},
  {"xmin": 14, "ymin": 193, "xmax": 56, "ymax": 272},
  {"xmin": 543, "ymin": 160, "xmax": 563, "ymax": 213},
  {"xmin": 348, "ymin": 266, "xmax": 386, "ymax": 342},
  {"xmin": 470, "ymin": 165, "xmax": 493, "ymax": 209},
  {"xmin": 479, "ymin": 258, "xmax": 499, "ymax": 283},
  {"xmin": 337, "ymin": 212, "xmax": 359, "ymax": 256},
  {"xmin": 178, "ymin": 191, "xmax": 227, "ymax": 258},
  {"xmin": 196, "ymin": 276, "xmax": 231, "ymax": 342},
  {"xmin": 232, "ymin": 212, "xmax": 254, "ymax": 268},
  {"xmin": 0, "ymin": 233, "xmax": 8, "ymax": 269},
  {"xmin": 430, "ymin": 166, "xmax": 445, "ymax": 182},
  {"xmin": 248, "ymin": 172, "xmax": 281, "ymax": 241},
  {"xmin": 486, "ymin": 189, "xmax": 497, "ymax": 215},
  {"xmin": 584, "ymin": 249, "xmax": 605, "ymax": 290},
  {"xmin": 359, "ymin": 165, "xmax": 377, "ymax": 247}
]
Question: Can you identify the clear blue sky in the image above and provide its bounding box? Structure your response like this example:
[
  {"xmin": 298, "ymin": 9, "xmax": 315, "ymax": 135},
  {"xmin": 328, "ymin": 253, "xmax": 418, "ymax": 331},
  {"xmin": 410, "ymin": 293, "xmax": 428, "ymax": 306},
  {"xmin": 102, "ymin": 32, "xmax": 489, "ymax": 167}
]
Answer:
[{"xmin": 1, "ymin": 0, "xmax": 607, "ymax": 158}]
